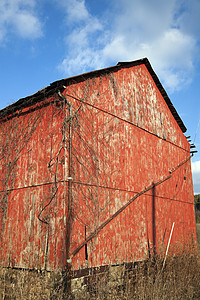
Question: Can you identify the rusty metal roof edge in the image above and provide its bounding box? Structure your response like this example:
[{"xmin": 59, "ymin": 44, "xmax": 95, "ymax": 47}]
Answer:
[{"xmin": 0, "ymin": 57, "xmax": 187, "ymax": 133}]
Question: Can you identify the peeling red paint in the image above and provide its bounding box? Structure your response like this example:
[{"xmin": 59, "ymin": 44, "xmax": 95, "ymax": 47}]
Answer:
[{"xmin": 0, "ymin": 61, "xmax": 196, "ymax": 272}]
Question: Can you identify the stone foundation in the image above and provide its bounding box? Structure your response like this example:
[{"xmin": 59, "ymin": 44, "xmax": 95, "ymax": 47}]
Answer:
[{"xmin": 0, "ymin": 263, "xmax": 136, "ymax": 299}]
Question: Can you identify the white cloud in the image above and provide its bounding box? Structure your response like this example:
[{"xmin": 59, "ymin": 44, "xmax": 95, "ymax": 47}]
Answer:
[
  {"xmin": 59, "ymin": 0, "xmax": 89, "ymax": 23},
  {"xmin": 59, "ymin": 0, "xmax": 200, "ymax": 92},
  {"xmin": 59, "ymin": 0, "xmax": 104, "ymax": 75},
  {"xmin": 61, "ymin": 48, "xmax": 102, "ymax": 77},
  {"xmin": 192, "ymin": 160, "xmax": 200, "ymax": 194},
  {"xmin": 0, "ymin": 0, "xmax": 42, "ymax": 43}
]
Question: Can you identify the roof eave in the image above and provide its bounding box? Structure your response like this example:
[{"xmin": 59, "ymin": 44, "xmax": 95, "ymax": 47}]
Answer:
[{"xmin": 0, "ymin": 58, "xmax": 187, "ymax": 133}]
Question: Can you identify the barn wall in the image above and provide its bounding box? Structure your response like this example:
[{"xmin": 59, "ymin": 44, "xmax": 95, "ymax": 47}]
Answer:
[
  {"xmin": 0, "ymin": 63, "xmax": 196, "ymax": 271},
  {"xmin": 0, "ymin": 99, "xmax": 68, "ymax": 269}
]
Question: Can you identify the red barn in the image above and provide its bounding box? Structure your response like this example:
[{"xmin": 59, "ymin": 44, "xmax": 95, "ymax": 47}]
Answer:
[{"xmin": 0, "ymin": 58, "xmax": 196, "ymax": 272}]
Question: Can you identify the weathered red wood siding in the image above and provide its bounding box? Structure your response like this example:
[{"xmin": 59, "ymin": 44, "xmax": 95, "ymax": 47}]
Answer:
[{"xmin": 0, "ymin": 63, "xmax": 196, "ymax": 271}]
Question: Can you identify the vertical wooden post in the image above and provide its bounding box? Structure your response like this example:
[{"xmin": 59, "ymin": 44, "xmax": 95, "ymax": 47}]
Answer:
[
  {"xmin": 152, "ymin": 183, "xmax": 156, "ymax": 258},
  {"xmin": 58, "ymin": 91, "xmax": 73, "ymax": 296},
  {"xmin": 85, "ymin": 225, "xmax": 88, "ymax": 267},
  {"xmin": 57, "ymin": 91, "xmax": 73, "ymax": 296},
  {"xmin": 65, "ymin": 102, "xmax": 73, "ymax": 296}
]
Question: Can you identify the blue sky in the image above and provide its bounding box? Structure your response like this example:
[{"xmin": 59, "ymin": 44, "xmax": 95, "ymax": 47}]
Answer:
[{"xmin": 0, "ymin": 0, "xmax": 200, "ymax": 193}]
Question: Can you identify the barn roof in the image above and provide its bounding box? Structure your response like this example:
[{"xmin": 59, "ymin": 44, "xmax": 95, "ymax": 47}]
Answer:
[{"xmin": 0, "ymin": 57, "xmax": 186, "ymax": 133}]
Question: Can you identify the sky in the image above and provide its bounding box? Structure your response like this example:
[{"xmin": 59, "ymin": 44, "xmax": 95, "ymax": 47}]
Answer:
[{"xmin": 0, "ymin": 0, "xmax": 199, "ymax": 194}]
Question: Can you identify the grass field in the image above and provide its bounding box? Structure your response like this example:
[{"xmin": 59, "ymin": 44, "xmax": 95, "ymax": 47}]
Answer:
[
  {"xmin": 196, "ymin": 223, "xmax": 200, "ymax": 249},
  {"xmin": 1, "ymin": 225, "xmax": 200, "ymax": 299}
]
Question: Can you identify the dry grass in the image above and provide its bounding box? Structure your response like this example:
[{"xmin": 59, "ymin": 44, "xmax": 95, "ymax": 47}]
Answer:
[
  {"xmin": 130, "ymin": 254, "xmax": 200, "ymax": 300},
  {"xmin": 196, "ymin": 223, "xmax": 200, "ymax": 250},
  {"xmin": 77, "ymin": 252, "xmax": 200, "ymax": 300},
  {"xmin": 1, "ymin": 248, "xmax": 200, "ymax": 299},
  {"xmin": 0, "ymin": 268, "xmax": 64, "ymax": 299}
]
